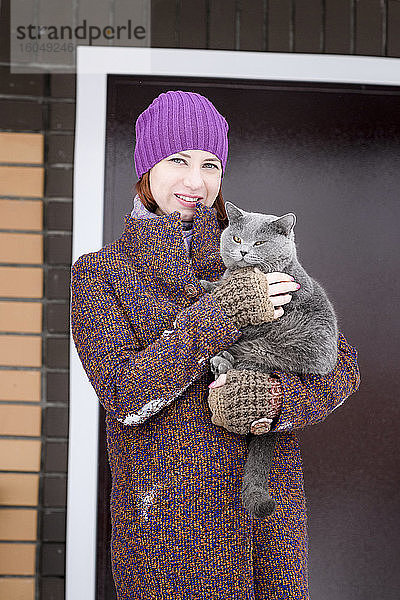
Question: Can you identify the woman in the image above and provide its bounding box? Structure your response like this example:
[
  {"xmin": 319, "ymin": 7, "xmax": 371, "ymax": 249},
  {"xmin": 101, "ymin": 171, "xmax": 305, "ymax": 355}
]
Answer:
[{"xmin": 70, "ymin": 90, "xmax": 360, "ymax": 599}]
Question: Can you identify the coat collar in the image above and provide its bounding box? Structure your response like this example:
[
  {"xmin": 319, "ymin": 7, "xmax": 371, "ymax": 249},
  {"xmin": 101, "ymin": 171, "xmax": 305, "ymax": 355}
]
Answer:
[{"xmin": 121, "ymin": 201, "xmax": 226, "ymax": 295}]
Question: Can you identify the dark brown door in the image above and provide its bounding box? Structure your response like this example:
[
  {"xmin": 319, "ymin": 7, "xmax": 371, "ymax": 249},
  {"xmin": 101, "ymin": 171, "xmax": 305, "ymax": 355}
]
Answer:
[{"xmin": 98, "ymin": 75, "xmax": 400, "ymax": 599}]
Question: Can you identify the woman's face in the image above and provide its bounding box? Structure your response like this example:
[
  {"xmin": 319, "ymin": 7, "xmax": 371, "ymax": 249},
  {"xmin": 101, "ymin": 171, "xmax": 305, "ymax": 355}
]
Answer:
[{"xmin": 149, "ymin": 149, "xmax": 223, "ymax": 221}]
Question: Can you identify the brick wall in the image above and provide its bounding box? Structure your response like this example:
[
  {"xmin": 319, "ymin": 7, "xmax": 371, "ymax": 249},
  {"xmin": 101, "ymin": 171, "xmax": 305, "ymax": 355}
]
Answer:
[
  {"xmin": 1, "ymin": 0, "xmax": 399, "ymax": 598},
  {"xmin": 0, "ymin": 1, "xmax": 74, "ymax": 597},
  {"xmin": 0, "ymin": 130, "xmax": 43, "ymax": 600}
]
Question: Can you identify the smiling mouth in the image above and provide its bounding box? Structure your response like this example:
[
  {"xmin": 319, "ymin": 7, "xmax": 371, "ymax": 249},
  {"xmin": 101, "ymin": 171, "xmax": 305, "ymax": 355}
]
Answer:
[{"xmin": 175, "ymin": 193, "xmax": 202, "ymax": 205}]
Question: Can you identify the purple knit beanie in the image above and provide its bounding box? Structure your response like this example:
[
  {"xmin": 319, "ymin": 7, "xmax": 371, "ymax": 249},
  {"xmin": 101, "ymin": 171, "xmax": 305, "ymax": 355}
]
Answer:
[{"xmin": 134, "ymin": 90, "xmax": 229, "ymax": 179}]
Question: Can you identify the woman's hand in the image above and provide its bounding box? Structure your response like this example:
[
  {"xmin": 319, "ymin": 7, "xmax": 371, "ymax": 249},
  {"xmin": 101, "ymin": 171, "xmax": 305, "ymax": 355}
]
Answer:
[
  {"xmin": 210, "ymin": 373, "xmax": 227, "ymax": 387},
  {"xmin": 207, "ymin": 270, "xmax": 296, "ymax": 433},
  {"xmin": 208, "ymin": 370, "xmax": 282, "ymax": 435},
  {"xmin": 254, "ymin": 268, "xmax": 300, "ymax": 320},
  {"xmin": 208, "ymin": 267, "xmax": 298, "ymax": 329}
]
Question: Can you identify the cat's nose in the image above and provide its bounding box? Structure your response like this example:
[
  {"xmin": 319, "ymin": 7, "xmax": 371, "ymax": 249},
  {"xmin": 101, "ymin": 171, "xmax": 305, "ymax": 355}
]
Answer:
[{"xmin": 240, "ymin": 251, "xmax": 247, "ymax": 257}]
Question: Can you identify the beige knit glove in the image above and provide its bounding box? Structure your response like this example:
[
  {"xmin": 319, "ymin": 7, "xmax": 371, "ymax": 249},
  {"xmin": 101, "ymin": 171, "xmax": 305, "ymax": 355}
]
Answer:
[
  {"xmin": 208, "ymin": 369, "xmax": 282, "ymax": 435},
  {"xmin": 210, "ymin": 267, "xmax": 275, "ymax": 329}
]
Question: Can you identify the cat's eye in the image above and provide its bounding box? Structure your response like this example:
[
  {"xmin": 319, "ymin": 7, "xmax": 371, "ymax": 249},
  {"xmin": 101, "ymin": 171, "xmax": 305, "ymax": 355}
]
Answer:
[
  {"xmin": 254, "ymin": 241, "xmax": 266, "ymax": 246},
  {"xmin": 233, "ymin": 235, "xmax": 241, "ymax": 243}
]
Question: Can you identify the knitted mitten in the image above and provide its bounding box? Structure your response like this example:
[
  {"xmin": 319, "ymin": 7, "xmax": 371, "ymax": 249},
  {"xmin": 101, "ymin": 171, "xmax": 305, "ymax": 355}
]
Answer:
[
  {"xmin": 208, "ymin": 369, "xmax": 282, "ymax": 435},
  {"xmin": 210, "ymin": 267, "xmax": 275, "ymax": 329}
]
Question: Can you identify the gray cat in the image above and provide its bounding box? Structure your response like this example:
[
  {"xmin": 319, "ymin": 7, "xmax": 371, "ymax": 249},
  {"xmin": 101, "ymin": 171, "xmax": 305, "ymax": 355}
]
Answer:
[{"xmin": 200, "ymin": 201, "xmax": 338, "ymax": 519}]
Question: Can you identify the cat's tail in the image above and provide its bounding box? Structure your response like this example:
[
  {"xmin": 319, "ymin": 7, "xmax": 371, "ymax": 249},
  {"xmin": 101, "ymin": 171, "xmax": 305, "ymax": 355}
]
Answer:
[
  {"xmin": 241, "ymin": 480, "xmax": 276, "ymax": 519},
  {"xmin": 241, "ymin": 433, "xmax": 277, "ymax": 520}
]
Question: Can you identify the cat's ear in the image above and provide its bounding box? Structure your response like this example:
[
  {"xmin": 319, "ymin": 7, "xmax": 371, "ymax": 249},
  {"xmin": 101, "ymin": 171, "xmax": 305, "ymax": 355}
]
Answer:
[
  {"xmin": 224, "ymin": 201, "xmax": 244, "ymax": 223},
  {"xmin": 271, "ymin": 213, "xmax": 296, "ymax": 236}
]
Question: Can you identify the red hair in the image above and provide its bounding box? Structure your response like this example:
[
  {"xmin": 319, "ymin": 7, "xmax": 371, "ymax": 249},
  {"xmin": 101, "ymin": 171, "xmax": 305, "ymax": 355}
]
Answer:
[{"xmin": 134, "ymin": 171, "xmax": 228, "ymax": 230}]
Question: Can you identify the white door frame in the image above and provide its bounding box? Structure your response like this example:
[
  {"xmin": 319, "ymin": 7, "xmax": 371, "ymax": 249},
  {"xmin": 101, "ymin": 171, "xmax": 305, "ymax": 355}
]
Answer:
[{"xmin": 68, "ymin": 46, "xmax": 400, "ymax": 600}]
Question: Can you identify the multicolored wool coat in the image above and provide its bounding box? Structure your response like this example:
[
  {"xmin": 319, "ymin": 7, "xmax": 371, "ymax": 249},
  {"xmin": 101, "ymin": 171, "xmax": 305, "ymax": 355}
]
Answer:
[{"xmin": 70, "ymin": 202, "xmax": 360, "ymax": 600}]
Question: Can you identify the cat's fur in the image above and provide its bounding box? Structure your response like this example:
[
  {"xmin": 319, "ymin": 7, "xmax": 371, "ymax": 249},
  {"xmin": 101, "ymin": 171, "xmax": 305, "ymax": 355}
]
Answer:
[{"xmin": 200, "ymin": 201, "xmax": 338, "ymax": 519}]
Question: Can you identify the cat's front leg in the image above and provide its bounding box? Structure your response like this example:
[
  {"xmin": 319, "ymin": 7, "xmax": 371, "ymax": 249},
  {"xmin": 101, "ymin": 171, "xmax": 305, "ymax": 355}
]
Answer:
[
  {"xmin": 210, "ymin": 350, "xmax": 235, "ymax": 378},
  {"xmin": 198, "ymin": 279, "xmax": 220, "ymax": 293}
]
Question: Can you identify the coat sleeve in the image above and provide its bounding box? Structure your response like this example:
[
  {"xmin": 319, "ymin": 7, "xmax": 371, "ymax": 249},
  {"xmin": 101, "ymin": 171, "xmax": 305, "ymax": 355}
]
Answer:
[
  {"xmin": 270, "ymin": 332, "xmax": 360, "ymax": 432},
  {"xmin": 70, "ymin": 254, "xmax": 242, "ymax": 426}
]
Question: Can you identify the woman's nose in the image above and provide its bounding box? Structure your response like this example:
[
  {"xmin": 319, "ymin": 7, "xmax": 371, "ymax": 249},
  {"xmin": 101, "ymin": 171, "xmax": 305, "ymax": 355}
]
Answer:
[{"xmin": 183, "ymin": 167, "xmax": 203, "ymax": 189}]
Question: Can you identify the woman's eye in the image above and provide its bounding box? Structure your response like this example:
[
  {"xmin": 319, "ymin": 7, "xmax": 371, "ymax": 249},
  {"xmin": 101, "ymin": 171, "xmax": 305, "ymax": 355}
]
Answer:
[
  {"xmin": 254, "ymin": 241, "xmax": 266, "ymax": 246},
  {"xmin": 170, "ymin": 157, "xmax": 185, "ymax": 164},
  {"xmin": 203, "ymin": 162, "xmax": 219, "ymax": 169},
  {"xmin": 233, "ymin": 235, "xmax": 241, "ymax": 243}
]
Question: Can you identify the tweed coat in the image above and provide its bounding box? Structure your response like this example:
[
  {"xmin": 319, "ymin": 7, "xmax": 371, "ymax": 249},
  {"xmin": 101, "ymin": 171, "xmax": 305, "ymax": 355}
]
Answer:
[{"xmin": 70, "ymin": 201, "xmax": 360, "ymax": 600}]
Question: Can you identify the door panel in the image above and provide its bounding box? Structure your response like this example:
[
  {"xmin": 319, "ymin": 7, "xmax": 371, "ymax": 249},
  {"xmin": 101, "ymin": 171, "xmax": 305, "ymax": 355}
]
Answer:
[{"xmin": 99, "ymin": 75, "xmax": 400, "ymax": 599}]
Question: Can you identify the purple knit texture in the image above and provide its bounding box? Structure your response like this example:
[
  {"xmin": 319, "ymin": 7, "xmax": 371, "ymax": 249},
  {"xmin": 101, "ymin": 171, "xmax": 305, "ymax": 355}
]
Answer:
[{"xmin": 134, "ymin": 90, "xmax": 229, "ymax": 178}]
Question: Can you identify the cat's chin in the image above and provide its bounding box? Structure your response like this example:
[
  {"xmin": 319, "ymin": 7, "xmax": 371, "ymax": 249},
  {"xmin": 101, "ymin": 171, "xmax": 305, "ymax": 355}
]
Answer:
[
  {"xmin": 258, "ymin": 260, "xmax": 290, "ymax": 274},
  {"xmin": 232, "ymin": 259, "xmax": 254, "ymax": 268},
  {"xmin": 225, "ymin": 260, "xmax": 259, "ymax": 273}
]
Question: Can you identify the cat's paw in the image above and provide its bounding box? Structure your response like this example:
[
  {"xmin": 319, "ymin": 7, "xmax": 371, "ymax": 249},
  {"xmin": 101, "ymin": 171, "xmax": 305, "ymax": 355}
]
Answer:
[
  {"xmin": 210, "ymin": 351, "xmax": 235, "ymax": 377},
  {"xmin": 198, "ymin": 279, "xmax": 213, "ymax": 292}
]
